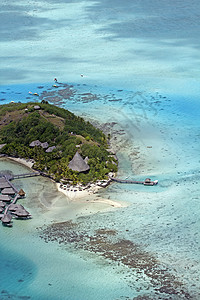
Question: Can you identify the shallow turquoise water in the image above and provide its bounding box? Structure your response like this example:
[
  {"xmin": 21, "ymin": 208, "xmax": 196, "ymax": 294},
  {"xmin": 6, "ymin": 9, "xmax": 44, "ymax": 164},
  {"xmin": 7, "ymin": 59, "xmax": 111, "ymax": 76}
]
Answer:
[{"xmin": 1, "ymin": 0, "xmax": 200, "ymax": 299}]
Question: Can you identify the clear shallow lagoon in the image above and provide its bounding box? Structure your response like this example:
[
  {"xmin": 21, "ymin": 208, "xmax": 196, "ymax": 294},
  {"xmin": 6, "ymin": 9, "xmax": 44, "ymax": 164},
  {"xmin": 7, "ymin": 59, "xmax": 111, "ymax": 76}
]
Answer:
[{"xmin": 1, "ymin": 0, "xmax": 200, "ymax": 299}]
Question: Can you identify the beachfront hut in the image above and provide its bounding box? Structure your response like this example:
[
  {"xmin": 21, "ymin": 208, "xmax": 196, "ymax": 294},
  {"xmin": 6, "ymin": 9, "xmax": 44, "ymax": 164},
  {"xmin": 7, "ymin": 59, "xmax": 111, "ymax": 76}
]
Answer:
[
  {"xmin": 18, "ymin": 189, "xmax": 25, "ymax": 197},
  {"xmin": 46, "ymin": 146, "xmax": 56, "ymax": 153},
  {"xmin": 1, "ymin": 188, "xmax": 15, "ymax": 195},
  {"xmin": 0, "ymin": 195, "xmax": 12, "ymax": 202},
  {"xmin": 68, "ymin": 151, "xmax": 90, "ymax": 173},
  {"xmin": 2, "ymin": 214, "xmax": 12, "ymax": 224},
  {"xmin": 29, "ymin": 140, "xmax": 41, "ymax": 147},
  {"xmin": 41, "ymin": 142, "xmax": 49, "ymax": 149}
]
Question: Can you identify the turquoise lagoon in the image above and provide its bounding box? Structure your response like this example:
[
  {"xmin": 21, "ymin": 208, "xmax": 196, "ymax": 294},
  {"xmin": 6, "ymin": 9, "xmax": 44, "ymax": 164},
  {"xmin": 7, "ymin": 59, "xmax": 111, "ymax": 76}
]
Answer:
[{"xmin": 1, "ymin": 0, "xmax": 200, "ymax": 299}]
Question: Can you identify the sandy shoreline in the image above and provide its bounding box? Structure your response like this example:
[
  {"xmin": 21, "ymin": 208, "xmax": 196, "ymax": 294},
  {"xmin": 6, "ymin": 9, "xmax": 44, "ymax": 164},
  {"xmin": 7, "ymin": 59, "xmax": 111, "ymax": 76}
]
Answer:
[
  {"xmin": 1, "ymin": 156, "xmax": 124, "ymax": 209},
  {"xmin": 56, "ymin": 183, "xmax": 125, "ymax": 208}
]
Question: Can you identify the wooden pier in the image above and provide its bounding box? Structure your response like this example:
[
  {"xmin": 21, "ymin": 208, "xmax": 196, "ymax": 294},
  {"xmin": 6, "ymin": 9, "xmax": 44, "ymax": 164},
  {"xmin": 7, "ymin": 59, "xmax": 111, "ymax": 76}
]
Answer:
[
  {"xmin": 13, "ymin": 172, "xmax": 40, "ymax": 179},
  {"xmin": 110, "ymin": 177, "xmax": 158, "ymax": 186}
]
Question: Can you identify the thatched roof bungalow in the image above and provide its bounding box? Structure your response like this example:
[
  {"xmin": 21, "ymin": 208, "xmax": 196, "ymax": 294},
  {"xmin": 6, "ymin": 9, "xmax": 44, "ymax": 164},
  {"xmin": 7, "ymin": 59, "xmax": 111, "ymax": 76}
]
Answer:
[
  {"xmin": 0, "ymin": 195, "xmax": 12, "ymax": 202},
  {"xmin": 46, "ymin": 146, "xmax": 56, "ymax": 153},
  {"xmin": 68, "ymin": 152, "xmax": 90, "ymax": 173},
  {"xmin": 2, "ymin": 214, "xmax": 12, "ymax": 223},
  {"xmin": 13, "ymin": 209, "xmax": 30, "ymax": 218},
  {"xmin": 9, "ymin": 204, "xmax": 24, "ymax": 211},
  {"xmin": 0, "ymin": 182, "xmax": 11, "ymax": 189},
  {"xmin": 29, "ymin": 140, "xmax": 41, "ymax": 147},
  {"xmin": 41, "ymin": 142, "xmax": 49, "ymax": 149},
  {"xmin": 1, "ymin": 188, "xmax": 15, "ymax": 195}
]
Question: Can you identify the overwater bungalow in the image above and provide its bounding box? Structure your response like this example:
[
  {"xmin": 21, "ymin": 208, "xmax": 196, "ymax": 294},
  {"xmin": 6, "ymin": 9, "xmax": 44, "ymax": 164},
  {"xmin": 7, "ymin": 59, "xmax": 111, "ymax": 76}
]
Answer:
[
  {"xmin": 8, "ymin": 203, "xmax": 24, "ymax": 211},
  {"xmin": 2, "ymin": 214, "xmax": 12, "ymax": 224},
  {"xmin": 1, "ymin": 188, "xmax": 15, "ymax": 195},
  {"xmin": 13, "ymin": 209, "xmax": 30, "ymax": 218},
  {"xmin": 68, "ymin": 151, "xmax": 90, "ymax": 172},
  {"xmin": 0, "ymin": 195, "xmax": 12, "ymax": 202},
  {"xmin": 0, "ymin": 182, "xmax": 11, "ymax": 189}
]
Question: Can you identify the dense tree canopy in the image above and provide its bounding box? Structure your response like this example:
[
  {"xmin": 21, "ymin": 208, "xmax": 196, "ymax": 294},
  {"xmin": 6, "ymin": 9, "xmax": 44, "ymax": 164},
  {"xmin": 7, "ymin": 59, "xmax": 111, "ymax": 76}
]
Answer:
[{"xmin": 0, "ymin": 102, "xmax": 117, "ymax": 184}]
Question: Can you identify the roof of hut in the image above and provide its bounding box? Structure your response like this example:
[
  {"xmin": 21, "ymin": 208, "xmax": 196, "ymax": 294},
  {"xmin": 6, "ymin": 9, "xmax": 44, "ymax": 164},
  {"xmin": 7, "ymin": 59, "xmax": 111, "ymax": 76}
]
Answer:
[
  {"xmin": 0, "ymin": 207, "xmax": 4, "ymax": 213},
  {"xmin": 0, "ymin": 182, "xmax": 11, "ymax": 189},
  {"xmin": 41, "ymin": 142, "xmax": 49, "ymax": 149},
  {"xmin": 29, "ymin": 140, "xmax": 41, "ymax": 147},
  {"xmin": 9, "ymin": 204, "xmax": 24, "ymax": 211},
  {"xmin": 0, "ymin": 201, "xmax": 6, "ymax": 207},
  {"xmin": 14, "ymin": 209, "xmax": 29, "ymax": 217},
  {"xmin": 0, "ymin": 178, "xmax": 7, "ymax": 183},
  {"xmin": 34, "ymin": 105, "xmax": 40, "ymax": 110},
  {"xmin": 0, "ymin": 195, "xmax": 12, "ymax": 201},
  {"xmin": 46, "ymin": 146, "xmax": 56, "ymax": 153},
  {"xmin": 18, "ymin": 189, "xmax": 25, "ymax": 197},
  {"xmin": 68, "ymin": 152, "xmax": 90, "ymax": 172},
  {"xmin": 1, "ymin": 187, "xmax": 15, "ymax": 195},
  {"xmin": 2, "ymin": 214, "xmax": 12, "ymax": 223}
]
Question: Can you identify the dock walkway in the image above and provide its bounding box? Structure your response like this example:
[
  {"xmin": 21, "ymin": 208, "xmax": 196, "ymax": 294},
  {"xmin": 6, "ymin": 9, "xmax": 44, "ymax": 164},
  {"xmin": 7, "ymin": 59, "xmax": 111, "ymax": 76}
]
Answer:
[
  {"xmin": 110, "ymin": 177, "xmax": 158, "ymax": 186},
  {"xmin": 13, "ymin": 172, "xmax": 40, "ymax": 179}
]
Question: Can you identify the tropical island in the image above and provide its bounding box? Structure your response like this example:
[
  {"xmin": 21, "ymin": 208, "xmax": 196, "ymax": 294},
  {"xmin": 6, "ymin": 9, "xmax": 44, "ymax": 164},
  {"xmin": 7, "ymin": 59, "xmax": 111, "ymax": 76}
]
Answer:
[{"xmin": 0, "ymin": 102, "xmax": 118, "ymax": 188}]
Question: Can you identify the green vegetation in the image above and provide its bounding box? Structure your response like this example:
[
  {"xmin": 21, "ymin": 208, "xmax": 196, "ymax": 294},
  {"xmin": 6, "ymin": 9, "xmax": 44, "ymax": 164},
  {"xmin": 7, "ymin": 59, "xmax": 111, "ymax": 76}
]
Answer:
[{"xmin": 0, "ymin": 102, "xmax": 117, "ymax": 184}]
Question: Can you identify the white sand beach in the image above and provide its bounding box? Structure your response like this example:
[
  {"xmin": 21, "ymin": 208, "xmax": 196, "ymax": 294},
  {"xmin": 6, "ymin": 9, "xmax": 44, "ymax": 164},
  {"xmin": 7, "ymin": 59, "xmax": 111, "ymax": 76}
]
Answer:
[{"xmin": 56, "ymin": 182, "xmax": 125, "ymax": 208}]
